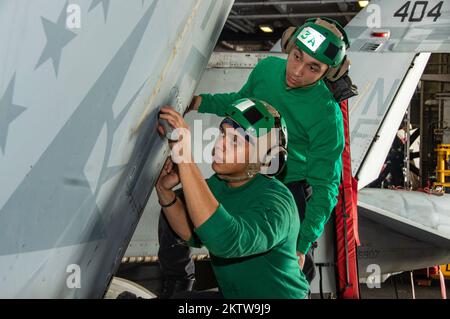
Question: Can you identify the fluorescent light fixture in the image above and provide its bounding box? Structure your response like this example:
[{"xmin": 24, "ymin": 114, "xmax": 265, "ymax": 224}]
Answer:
[
  {"xmin": 259, "ymin": 25, "xmax": 274, "ymax": 33},
  {"xmin": 358, "ymin": 1, "xmax": 369, "ymax": 7}
]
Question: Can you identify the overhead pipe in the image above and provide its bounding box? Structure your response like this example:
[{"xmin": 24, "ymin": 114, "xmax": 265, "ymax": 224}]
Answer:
[
  {"xmin": 226, "ymin": 20, "xmax": 253, "ymax": 34},
  {"xmin": 233, "ymin": 0, "xmax": 360, "ymax": 6},
  {"xmin": 225, "ymin": 23, "xmax": 240, "ymax": 33},
  {"xmin": 230, "ymin": 9, "xmax": 256, "ymax": 29},
  {"xmin": 228, "ymin": 12, "xmax": 357, "ymax": 19}
]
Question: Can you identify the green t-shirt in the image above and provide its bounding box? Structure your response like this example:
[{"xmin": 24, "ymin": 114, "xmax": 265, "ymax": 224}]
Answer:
[
  {"xmin": 198, "ymin": 56, "xmax": 344, "ymax": 254},
  {"xmin": 188, "ymin": 174, "xmax": 309, "ymax": 299}
]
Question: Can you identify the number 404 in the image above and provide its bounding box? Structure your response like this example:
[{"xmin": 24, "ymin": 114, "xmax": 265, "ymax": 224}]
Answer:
[{"xmin": 394, "ymin": 1, "xmax": 443, "ymax": 22}]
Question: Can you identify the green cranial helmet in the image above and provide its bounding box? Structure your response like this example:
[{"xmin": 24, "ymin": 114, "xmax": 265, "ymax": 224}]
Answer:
[
  {"xmin": 221, "ymin": 98, "xmax": 288, "ymax": 177},
  {"xmin": 224, "ymin": 98, "xmax": 287, "ymax": 146},
  {"xmin": 293, "ymin": 17, "xmax": 349, "ymax": 68}
]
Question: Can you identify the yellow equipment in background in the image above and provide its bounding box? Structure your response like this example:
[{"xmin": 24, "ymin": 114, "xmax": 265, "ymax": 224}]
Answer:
[
  {"xmin": 441, "ymin": 264, "xmax": 450, "ymax": 279},
  {"xmin": 431, "ymin": 264, "xmax": 450, "ymax": 280},
  {"xmin": 434, "ymin": 144, "xmax": 450, "ymax": 190},
  {"xmin": 429, "ymin": 146, "xmax": 450, "ymax": 280}
]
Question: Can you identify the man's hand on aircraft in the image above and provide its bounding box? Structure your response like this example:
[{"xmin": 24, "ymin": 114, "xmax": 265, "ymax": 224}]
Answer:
[
  {"xmin": 156, "ymin": 157, "xmax": 180, "ymax": 191},
  {"xmin": 159, "ymin": 106, "xmax": 192, "ymax": 164}
]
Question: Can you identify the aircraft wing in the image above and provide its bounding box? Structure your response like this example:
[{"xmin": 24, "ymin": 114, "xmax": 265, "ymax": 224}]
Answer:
[
  {"xmin": 357, "ymin": 189, "xmax": 450, "ymax": 275},
  {"xmin": 359, "ymin": 189, "xmax": 450, "ymax": 247},
  {"xmin": 0, "ymin": 0, "xmax": 233, "ymax": 298}
]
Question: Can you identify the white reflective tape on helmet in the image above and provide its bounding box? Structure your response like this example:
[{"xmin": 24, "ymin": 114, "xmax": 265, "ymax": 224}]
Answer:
[
  {"xmin": 297, "ymin": 26, "xmax": 326, "ymax": 53},
  {"xmin": 234, "ymin": 98, "xmax": 255, "ymax": 112}
]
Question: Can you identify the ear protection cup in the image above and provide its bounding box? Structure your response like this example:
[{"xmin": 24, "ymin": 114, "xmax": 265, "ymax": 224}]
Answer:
[
  {"xmin": 281, "ymin": 26, "xmax": 297, "ymax": 54},
  {"xmin": 260, "ymin": 146, "xmax": 288, "ymax": 176},
  {"xmin": 325, "ymin": 55, "xmax": 350, "ymax": 82}
]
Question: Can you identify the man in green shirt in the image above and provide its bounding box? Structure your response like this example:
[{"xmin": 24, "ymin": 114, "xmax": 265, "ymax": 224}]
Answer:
[
  {"xmin": 189, "ymin": 18, "xmax": 348, "ymax": 282},
  {"xmin": 156, "ymin": 98, "xmax": 309, "ymax": 298},
  {"xmin": 157, "ymin": 17, "xmax": 350, "ymax": 297}
]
